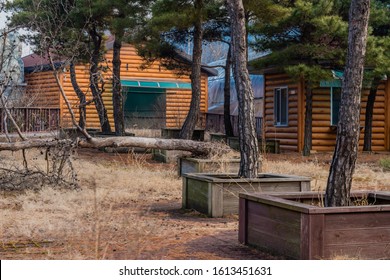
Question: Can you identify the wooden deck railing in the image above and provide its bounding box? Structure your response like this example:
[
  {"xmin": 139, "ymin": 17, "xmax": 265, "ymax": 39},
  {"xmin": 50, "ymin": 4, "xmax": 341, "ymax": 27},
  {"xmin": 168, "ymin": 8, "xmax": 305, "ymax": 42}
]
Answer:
[
  {"xmin": 0, "ymin": 107, "xmax": 60, "ymax": 134},
  {"xmin": 206, "ymin": 113, "xmax": 263, "ymax": 138}
]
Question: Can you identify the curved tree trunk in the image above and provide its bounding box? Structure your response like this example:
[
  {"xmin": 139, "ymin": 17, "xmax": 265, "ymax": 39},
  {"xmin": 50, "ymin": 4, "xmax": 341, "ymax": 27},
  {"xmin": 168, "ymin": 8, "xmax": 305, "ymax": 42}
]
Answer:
[
  {"xmin": 224, "ymin": 44, "xmax": 234, "ymax": 137},
  {"xmin": 112, "ymin": 34, "xmax": 125, "ymax": 136},
  {"xmin": 227, "ymin": 0, "xmax": 259, "ymax": 178},
  {"xmin": 302, "ymin": 81, "xmax": 312, "ymax": 156},
  {"xmin": 179, "ymin": 0, "xmax": 203, "ymax": 140},
  {"xmin": 89, "ymin": 27, "xmax": 111, "ymax": 133},
  {"xmin": 325, "ymin": 0, "xmax": 370, "ymax": 207},
  {"xmin": 363, "ymin": 77, "xmax": 381, "ymax": 151},
  {"xmin": 69, "ymin": 62, "xmax": 87, "ymax": 129}
]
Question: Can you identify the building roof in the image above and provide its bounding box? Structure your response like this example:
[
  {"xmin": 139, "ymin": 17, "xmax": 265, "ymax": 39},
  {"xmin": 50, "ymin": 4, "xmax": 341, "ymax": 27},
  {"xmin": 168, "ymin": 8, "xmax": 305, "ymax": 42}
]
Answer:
[
  {"xmin": 22, "ymin": 38, "xmax": 218, "ymax": 76},
  {"xmin": 104, "ymin": 35, "xmax": 217, "ymax": 76},
  {"xmin": 22, "ymin": 53, "xmax": 63, "ymax": 73}
]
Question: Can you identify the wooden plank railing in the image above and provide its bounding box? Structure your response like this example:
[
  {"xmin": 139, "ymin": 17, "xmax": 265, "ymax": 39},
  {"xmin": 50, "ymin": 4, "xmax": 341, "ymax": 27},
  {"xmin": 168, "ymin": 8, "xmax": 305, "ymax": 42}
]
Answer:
[
  {"xmin": 0, "ymin": 107, "xmax": 60, "ymax": 134},
  {"xmin": 206, "ymin": 113, "xmax": 263, "ymax": 138}
]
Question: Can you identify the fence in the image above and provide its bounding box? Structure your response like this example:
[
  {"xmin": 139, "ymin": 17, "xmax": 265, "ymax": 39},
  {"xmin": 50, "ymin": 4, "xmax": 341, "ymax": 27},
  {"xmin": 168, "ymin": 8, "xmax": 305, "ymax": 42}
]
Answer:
[
  {"xmin": 0, "ymin": 107, "xmax": 60, "ymax": 134},
  {"xmin": 206, "ymin": 113, "xmax": 263, "ymax": 138}
]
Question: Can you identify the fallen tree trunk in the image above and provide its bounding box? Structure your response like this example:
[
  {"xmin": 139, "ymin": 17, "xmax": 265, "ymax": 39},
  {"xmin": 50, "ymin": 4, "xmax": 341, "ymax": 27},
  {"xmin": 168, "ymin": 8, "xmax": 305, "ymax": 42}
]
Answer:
[
  {"xmin": 0, "ymin": 139, "xmax": 74, "ymax": 151},
  {"xmin": 0, "ymin": 136, "xmax": 231, "ymax": 156}
]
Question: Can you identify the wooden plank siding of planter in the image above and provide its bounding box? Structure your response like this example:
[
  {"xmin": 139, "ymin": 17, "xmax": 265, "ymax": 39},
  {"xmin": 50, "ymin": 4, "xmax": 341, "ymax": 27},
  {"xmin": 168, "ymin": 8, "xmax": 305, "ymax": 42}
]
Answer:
[
  {"xmin": 24, "ymin": 44, "xmax": 209, "ymax": 131},
  {"xmin": 239, "ymin": 192, "xmax": 390, "ymax": 259},
  {"xmin": 182, "ymin": 173, "xmax": 311, "ymax": 217},
  {"xmin": 263, "ymin": 71, "xmax": 389, "ymax": 152}
]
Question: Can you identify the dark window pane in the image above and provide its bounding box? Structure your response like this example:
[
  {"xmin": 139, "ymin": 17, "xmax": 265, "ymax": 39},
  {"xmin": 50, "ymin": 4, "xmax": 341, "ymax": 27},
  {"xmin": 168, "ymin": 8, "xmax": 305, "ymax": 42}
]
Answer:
[
  {"xmin": 274, "ymin": 88, "xmax": 280, "ymax": 124},
  {"xmin": 332, "ymin": 88, "xmax": 341, "ymax": 125},
  {"xmin": 274, "ymin": 87, "xmax": 288, "ymax": 126},
  {"xmin": 281, "ymin": 88, "xmax": 288, "ymax": 124}
]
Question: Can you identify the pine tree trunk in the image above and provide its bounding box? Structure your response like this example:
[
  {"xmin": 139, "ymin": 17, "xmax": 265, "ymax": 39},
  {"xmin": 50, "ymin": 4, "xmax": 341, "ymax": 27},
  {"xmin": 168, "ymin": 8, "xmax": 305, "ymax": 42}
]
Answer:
[
  {"xmin": 89, "ymin": 27, "xmax": 111, "ymax": 133},
  {"xmin": 69, "ymin": 62, "xmax": 86, "ymax": 129},
  {"xmin": 179, "ymin": 0, "xmax": 203, "ymax": 140},
  {"xmin": 363, "ymin": 77, "xmax": 381, "ymax": 151},
  {"xmin": 325, "ymin": 0, "xmax": 370, "ymax": 207},
  {"xmin": 227, "ymin": 0, "xmax": 259, "ymax": 178},
  {"xmin": 224, "ymin": 44, "xmax": 234, "ymax": 137},
  {"xmin": 302, "ymin": 82, "xmax": 312, "ymax": 156},
  {"xmin": 112, "ymin": 35, "xmax": 125, "ymax": 136}
]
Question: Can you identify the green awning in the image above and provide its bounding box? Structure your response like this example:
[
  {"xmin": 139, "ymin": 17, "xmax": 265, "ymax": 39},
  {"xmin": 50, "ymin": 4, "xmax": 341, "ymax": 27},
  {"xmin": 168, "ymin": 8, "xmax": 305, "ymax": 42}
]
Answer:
[{"xmin": 121, "ymin": 80, "xmax": 191, "ymax": 89}]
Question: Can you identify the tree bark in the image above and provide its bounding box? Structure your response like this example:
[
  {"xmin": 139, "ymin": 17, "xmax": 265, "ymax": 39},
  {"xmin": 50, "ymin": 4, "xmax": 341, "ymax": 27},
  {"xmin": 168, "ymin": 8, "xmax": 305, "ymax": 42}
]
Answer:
[
  {"xmin": 179, "ymin": 0, "xmax": 203, "ymax": 140},
  {"xmin": 302, "ymin": 81, "xmax": 312, "ymax": 156},
  {"xmin": 0, "ymin": 137, "xmax": 231, "ymax": 156},
  {"xmin": 325, "ymin": 0, "xmax": 371, "ymax": 207},
  {"xmin": 89, "ymin": 27, "xmax": 111, "ymax": 133},
  {"xmin": 224, "ymin": 44, "xmax": 234, "ymax": 137},
  {"xmin": 112, "ymin": 34, "xmax": 125, "ymax": 136},
  {"xmin": 363, "ymin": 77, "xmax": 381, "ymax": 151},
  {"xmin": 227, "ymin": 0, "xmax": 259, "ymax": 178},
  {"xmin": 69, "ymin": 62, "xmax": 87, "ymax": 129}
]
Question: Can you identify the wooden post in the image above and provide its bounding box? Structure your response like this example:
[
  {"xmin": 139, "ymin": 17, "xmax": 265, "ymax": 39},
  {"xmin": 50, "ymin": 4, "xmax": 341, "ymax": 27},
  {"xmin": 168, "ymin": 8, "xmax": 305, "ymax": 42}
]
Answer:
[
  {"xmin": 238, "ymin": 197, "xmax": 248, "ymax": 244},
  {"xmin": 300, "ymin": 213, "xmax": 325, "ymax": 259}
]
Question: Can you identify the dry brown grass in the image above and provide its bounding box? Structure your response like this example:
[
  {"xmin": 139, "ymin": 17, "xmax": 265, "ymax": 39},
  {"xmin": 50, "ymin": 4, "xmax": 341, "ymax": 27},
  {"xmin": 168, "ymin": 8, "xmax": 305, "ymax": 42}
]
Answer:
[
  {"xmin": 262, "ymin": 154, "xmax": 390, "ymax": 192},
  {"xmin": 1, "ymin": 149, "xmax": 389, "ymax": 260},
  {"xmin": 0, "ymin": 149, "xmax": 181, "ymax": 259}
]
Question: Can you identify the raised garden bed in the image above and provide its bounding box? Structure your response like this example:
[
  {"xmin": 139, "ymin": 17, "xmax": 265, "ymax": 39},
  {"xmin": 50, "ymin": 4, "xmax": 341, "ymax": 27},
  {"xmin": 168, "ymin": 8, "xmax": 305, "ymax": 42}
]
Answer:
[
  {"xmin": 239, "ymin": 191, "xmax": 390, "ymax": 259},
  {"xmin": 178, "ymin": 157, "xmax": 240, "ymax": 176},
  {"xmin": 151, "ymin": 128, "xmax": 204, "ymax": 163},
  {"xmin": 182, "ymin": 173, "xmax": 311, "ymax": 217},
  {"xmin": 161, "ymin": 128, "xmax": 204, "ymax": 141},
  {"xmin": 152, "ymin": 149, "xmax": 191, "ymax": 163},
  {"xmin": 226, "ymin": 137, "xmax": 280, "ymax": 154},
  {"xmin": 209, "ymin": 133, "xmax": 228, "ymax": 143}
]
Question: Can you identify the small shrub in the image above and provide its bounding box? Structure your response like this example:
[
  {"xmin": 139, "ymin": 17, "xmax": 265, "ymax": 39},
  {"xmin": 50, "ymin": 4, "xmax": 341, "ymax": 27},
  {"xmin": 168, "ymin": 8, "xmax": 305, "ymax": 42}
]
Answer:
[{"xmin": 379, "ymin": 158, "xmax": 390, "ymax": 171}]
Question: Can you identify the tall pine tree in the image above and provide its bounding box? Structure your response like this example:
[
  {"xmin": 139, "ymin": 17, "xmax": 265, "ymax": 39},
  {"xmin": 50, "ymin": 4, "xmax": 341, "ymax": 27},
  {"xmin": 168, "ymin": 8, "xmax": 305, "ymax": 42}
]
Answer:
[{"xmin": 135, "ymin": 0, "xmax": 222, "ymax": 139}]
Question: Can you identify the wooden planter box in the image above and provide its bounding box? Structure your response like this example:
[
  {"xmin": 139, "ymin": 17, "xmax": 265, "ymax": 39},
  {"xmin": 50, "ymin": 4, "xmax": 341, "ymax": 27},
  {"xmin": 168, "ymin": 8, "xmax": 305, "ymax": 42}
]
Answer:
[
  {"xmin": 161, "ymin": 128, "xmax": 204, "ymax": 141},
  {"xmin": 178, "ymin": 157, "xmax": 240, "ymax": 176},
  {"xmin": 227, "ymin": 137, "xmax": 280, "ymax": 154},
  {"xmin": 182, "ymin": 173, "xmax": 311, "ymax": 217},
  {"xmin": 239, "ymin": 191, "xmax": 390, "ymax": 259},
  {"xmin": 152, "ymin": 149, "xmax": 191, "ymax": 163},
  {"xmin": 210, "ymin": 133, "xmax": 228, "ymax": 143}
]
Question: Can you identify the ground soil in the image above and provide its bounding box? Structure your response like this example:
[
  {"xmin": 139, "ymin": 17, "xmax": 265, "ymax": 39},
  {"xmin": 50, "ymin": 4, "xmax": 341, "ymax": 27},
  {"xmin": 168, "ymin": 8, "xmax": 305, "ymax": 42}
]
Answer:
[{"xmin": 1, "ymin": 149, "xmax": 389, "ymax": 260}]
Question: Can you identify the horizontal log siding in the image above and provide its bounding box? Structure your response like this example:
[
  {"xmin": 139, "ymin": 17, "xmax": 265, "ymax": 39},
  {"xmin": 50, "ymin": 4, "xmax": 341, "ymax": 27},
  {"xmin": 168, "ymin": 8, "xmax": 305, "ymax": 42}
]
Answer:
[
  {"xmin": 311, "ymin": 82, "xmax": 387, "ymax": 151},
  {"xmin": 24, "ymin": 72, "xmax": 60, "ymax": 108},
  {"xmin": 165, "ymin": 78, "xmax": 207, "ymax": 128},
  {"xmin": 264, "ymin": 73, "xmax": 300, "ymax": 151},
  {"xmin": 60, "ymin": 64, "xmax": 114, "ymax": 130},
  {"xmin": 106, "ymin": 45, "xmax": 208, "ymax": 129},
  {"xmin": 27, "ymin": 44, "xmax": 209, "ymax": 130}
]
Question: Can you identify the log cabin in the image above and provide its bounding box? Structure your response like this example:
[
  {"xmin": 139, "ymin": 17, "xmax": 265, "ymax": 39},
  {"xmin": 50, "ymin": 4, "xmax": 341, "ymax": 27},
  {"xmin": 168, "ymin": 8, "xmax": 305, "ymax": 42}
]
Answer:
[
  {"xmin": 22, "ymin": 37, "xmax": 217, "ymax": 132},
  {"xmin": 251, "ymin": 67, "xmax": 390, "ymax": 152}
]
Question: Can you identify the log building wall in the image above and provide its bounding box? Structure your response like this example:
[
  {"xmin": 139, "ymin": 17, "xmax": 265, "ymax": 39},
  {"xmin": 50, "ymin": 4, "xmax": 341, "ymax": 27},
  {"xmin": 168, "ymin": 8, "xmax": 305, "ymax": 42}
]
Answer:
[
  {"xmin": 263, "ymin": 72, "xmax": 390, "ymax": 152},
  {"xmin": 25, "ymin": 44, "xmax": 209, "ymax": 130}
]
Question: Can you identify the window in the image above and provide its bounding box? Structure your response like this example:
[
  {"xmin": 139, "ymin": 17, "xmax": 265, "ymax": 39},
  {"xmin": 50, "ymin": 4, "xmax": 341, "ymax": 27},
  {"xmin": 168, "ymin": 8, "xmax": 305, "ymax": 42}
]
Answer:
[
  {"xmin": 331, "ymin": 87, "xmax": 341, "ymax": 126},
  {"xmin": 274, "ymin": 87, "xmax": 288, "ymax": 126}
]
